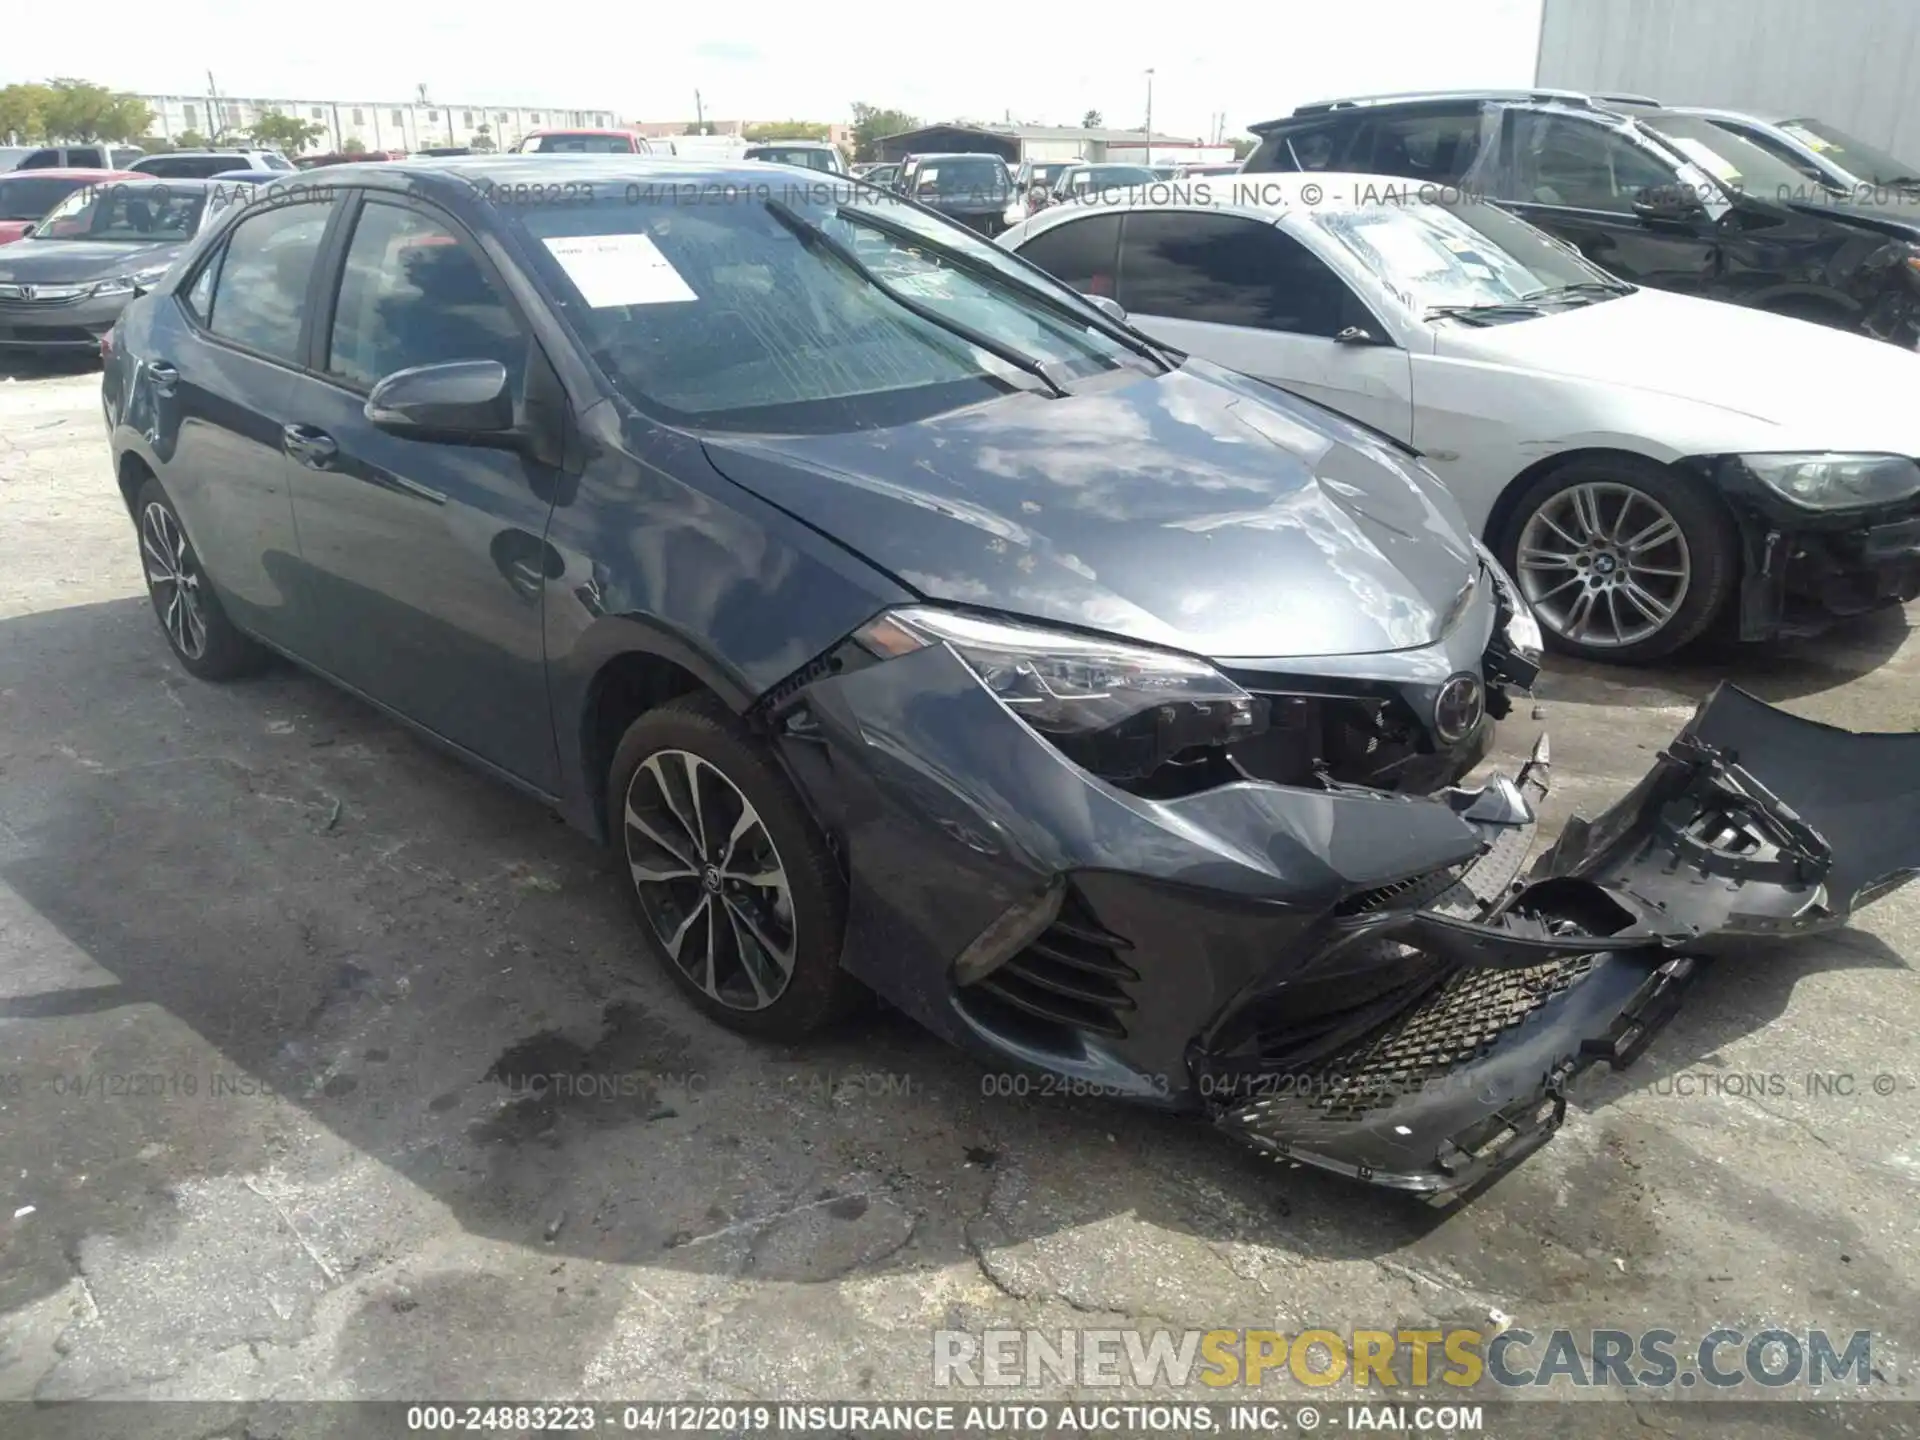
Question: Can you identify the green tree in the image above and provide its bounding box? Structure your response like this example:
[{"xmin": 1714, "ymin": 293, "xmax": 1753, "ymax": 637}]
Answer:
[
  {"xmin": 248, "ymin": 111, "xmax": 328, "ymax": 156},
  {"xmin": 1229, "ymin": 135, "xmax": 1255, "ymax": 160},
  {"xmin": 173, "ymin": 127, "xmax": 208, "ymax": 150},
  {"xmin": 41, "ymin": 79, "xmax": 152, "ymax": 142},
  {"xmin": 0, "ymin": 82, "xmax": 55, "ymax": 142},
  {"xmin": 341, "ymin": 135, "xmax": 368, "ymax": 156},
  {"xmin": 849, "ymin": 102, "xmax": 918, "ymax": 162},
  {"xmin": 1082, "ymin": 109, "xmax": 1103, "ymax": 129},
  {"xmin": 743, "ymin": 120, "xmax": 830, "ymax": 143},
  {"xmin": 469, "ymin": 123, "xmax": 495, "ymax": 153}
]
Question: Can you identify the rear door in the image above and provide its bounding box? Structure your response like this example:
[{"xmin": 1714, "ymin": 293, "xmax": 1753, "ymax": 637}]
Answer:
[
  {"xmin": 1114, "ymin": 210, "xmax": 1414, "ymax": 441},
  {"xmin": 144, "ymin": 191, "xmax": 341, "ymax": 645},
  {"xmin": 278, "ymin": 192, "xmax": 564, "ymax": 789}
]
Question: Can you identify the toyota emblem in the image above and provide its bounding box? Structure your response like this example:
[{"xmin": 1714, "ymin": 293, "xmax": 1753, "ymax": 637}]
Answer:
[{"xmin": 1433, "ymin": 673, "xmax": 1485, "ymax": 745}]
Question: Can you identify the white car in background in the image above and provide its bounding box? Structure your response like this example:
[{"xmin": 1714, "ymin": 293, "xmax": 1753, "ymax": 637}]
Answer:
[{"xmin": 997, "ymin": 173, "xmax": 1920, "ymax": 662}]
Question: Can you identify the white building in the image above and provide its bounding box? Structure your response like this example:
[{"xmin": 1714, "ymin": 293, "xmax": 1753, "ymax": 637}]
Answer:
[{"xmin": 140, "ymin": 93, "xmax": 621, "ymax": 155}]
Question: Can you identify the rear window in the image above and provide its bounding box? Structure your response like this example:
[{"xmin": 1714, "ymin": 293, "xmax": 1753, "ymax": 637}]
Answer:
[
  {"xmin": 134, "ymin": 155, "xmax": 242, "ymax": 179},
  {"xmin": 0, "ymin": 175, "xmax": 95, "ymax": 221},
  {"xmin": 530, "ymin": 133, "xmax": 638, "ymax": 153},
  {"xmin": 748, "ymin": 147, "xmax": 841, "ymax": 173},
  {"xmin": 1242, "ymin": 118, "xmax": 1355, "ymax": 174},
  {"xmin": 912, "ymin": 157, "xmax": 1010, "ymax": 195}
]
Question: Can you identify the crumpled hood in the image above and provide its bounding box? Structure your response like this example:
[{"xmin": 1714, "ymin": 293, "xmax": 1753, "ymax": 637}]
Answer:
[
  {"xmin": 1444, "ymin": 288, "xmax": 1920, "ymax": 452},
  {"xmin": 0, "ymin": 238, "xmax": 183, "ymax": 283},
  {"xmin": 699, "ymin": 362, "xmax": 1480, "ymax": 659}
]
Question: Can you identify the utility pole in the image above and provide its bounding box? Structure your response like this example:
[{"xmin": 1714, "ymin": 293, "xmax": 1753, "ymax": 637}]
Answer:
[
  {"xmin": 1144, "ymin": 68, "xmax": 1154, "ymax": 167},
  {"xmin": 207, "ymin": 70, "xmax": 220, "ymax": 140},
  {"xmin": 695, "ymin": 89, "xmax": 705, "ymax": 134}
]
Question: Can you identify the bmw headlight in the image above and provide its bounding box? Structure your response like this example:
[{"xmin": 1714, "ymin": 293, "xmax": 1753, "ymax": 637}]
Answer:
[
  {"xmin": 1739, "ymin": 452, "xmax": 1920, "ymax": 511},
  {"xmin": 92, "ymin": 265, "xmax": 172, "ymax": 298},
  {"xmin": 1472, "ymin": 539, "xmax": 1544, "ymax": 676},
  {"xmin": 856, "ymin": 606, "xmax": 1267, "ymax": 780}
]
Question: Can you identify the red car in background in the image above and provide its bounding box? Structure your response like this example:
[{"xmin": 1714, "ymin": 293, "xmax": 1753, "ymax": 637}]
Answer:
[
  {"xmin": 0, "ymin": 169, "xmax": 142, "ymax": 245},
  {"xmin": 512, "ymin": 128, "xmax": 654, "ymax": 154}
]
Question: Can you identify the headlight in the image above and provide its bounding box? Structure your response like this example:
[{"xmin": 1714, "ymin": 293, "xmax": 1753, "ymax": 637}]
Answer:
[
  {"xmin": 1472, "ymin": 540, "xmax": 1544, "ymax": 671},
  {"xmin": 856, "ymin": 606, "xmax": 1267, "ymax": 780},
  {"xmin": 1739, "ymin": 452, "xmax": 1920, "ymax": 510},
  {"xmin": 92, "ymin": 265, "xmax": 171, "ymax": 298}
]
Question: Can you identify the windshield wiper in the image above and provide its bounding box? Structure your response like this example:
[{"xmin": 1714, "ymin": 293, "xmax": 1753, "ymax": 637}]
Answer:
[
  {"xmin": 1518, "ymin": 280, "xmax": 1634, "ymax": 303},
  {"xmin": 839, "ymin": 202, "xmax": 1179, "ymax": 373},
  {"xmin": 1423, "ymin": 301, "xmax": 1547, "ymax": 325},
  {"xmin": 764, "ymin": 197, "xmax": 1069, "ymax": 399}
]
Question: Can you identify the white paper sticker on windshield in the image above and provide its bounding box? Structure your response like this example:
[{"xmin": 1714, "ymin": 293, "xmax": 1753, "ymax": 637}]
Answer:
[
  {"xmin": 1358, "ymin": 223, "xmax": 1453, "ymax": 278},
  {"xmin": 1666, "ymin": 136, "xmax": 1742, "ymax": 183},
  {"xmin": 1777, "ymin": 122, "xmax": 1834, "ymax": 152},
  {"xmin": 542, "ymin": 233, "xmax": 698, "ymax": 307}
]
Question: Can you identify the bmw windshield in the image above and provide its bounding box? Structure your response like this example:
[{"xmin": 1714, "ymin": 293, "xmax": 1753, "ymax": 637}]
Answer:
[
  {"xmin": 1313, "ymin": 197, "xmax": 1630, "ymax": 323},
  {"xmin": 512, "ymin": 182, "xmax": 1151, "ymax": 429}
]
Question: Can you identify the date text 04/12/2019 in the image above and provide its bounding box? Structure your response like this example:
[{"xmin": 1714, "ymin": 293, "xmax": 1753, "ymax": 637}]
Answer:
[{"xmin": 402, "ymin": 1401, "xmax": 1487, "ymax": 1432}]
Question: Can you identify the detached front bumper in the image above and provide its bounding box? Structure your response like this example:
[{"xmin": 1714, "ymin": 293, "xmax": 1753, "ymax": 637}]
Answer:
[{"xmin": 785, "ymin": 647, "xmax": 1920, "ymax": 1202}]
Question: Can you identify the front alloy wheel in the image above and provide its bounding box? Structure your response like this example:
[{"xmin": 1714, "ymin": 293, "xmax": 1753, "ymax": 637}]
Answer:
[
  {"xmin": 624, "ymin": 748, "xmax": 796, "ymax": 1011},
  {"xmin": 1498, "ymin": 456, "xmax": 1736, "ymax": 664}
]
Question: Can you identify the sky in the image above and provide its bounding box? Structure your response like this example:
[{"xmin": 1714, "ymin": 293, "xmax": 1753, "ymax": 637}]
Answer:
[{"xmin": 8, "ymin": 0, "xmax": 1546, "ymax": 141}]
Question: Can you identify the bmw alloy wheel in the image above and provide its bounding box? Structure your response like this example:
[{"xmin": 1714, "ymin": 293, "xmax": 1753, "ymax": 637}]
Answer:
[
  {"xmin": 141, "ymin": 501, "xmax": 209, "ymax": 660},
  {"xmin": 622, "ymin": 748, "xmax": 797, "ymax": 1011},
  {"xmin": 1514, "ymin": 481, "xmax": 1691, "ymax": 649}
]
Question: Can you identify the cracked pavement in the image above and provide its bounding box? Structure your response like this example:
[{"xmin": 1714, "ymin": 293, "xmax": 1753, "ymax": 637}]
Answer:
[{"xmin": 0, "ymin": 357, "xmax": 1917, "ymax": 1437}]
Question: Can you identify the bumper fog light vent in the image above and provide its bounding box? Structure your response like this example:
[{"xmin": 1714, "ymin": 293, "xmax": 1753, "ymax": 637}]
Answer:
[{"xmin": 960, "ymin": 887, "xmax": 1139, "ymax": 1040}]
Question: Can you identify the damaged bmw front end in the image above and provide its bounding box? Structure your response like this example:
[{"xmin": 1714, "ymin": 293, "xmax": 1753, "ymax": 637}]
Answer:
[{"xmin": 751, "ymin": 566, "xmax": 1915, "ymax": 1203}]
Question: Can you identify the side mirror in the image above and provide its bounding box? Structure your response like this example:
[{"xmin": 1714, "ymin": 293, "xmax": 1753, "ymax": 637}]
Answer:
[
  {"xmin": 1335, "ymin": 325, "xmax": 1382, "ymax": 345},
  {"xmin": 1630, "ymin": 185, "xmax": 1707, "ymax": 225},
  {"xmin": 17, "ymin": 223, "xmax": 33, "ymax": 239},
  {"xmin": 365, "ymin": 359, "xmax": 516, "ymax": 445},
  {"xmin": 1082, "ymin": 293, "xmax": 1127, "ymax": 324}
]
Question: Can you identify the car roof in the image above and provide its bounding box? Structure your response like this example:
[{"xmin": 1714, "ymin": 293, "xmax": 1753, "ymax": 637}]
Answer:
[
  {"xmin": 525, "ymin": 128, "xmax": 637, "ymax": 137},
  {"xmin": 270, "ymin": 156, "xmax": 857, "ymax": 196},
  {"xmin": 0, "ymin": 167, "xmax": 145, "ymax": 180},
  {"xmin": 1662, "ymin": 105, "xmax": 1790, "ymax": 124},
  {"xmin": 748, "ymin": 139, "xmax": 834, "ymax": 148},
  {"xmin": 1252, "ymin": 88, "xmax": 1661, "ymax": 131}
]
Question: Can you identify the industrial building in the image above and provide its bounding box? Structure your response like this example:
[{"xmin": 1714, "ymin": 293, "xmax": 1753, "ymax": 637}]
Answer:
[
  {"xmin": 1534, "ymin": 0, "xmax": 1920, "ymax": 162},
  {"xmin": 138, "ymin": 93, "xmax": 620, "ymax": 156},
  {"xmin": 873, "ymin": 122, "xmax": 1231, "ymax": 166}
]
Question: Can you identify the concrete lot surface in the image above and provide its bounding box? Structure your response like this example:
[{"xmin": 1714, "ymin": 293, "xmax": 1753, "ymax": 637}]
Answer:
[{"xmin": 0, "ymin": 357, "xmax": 1916, "ymax": 1439}]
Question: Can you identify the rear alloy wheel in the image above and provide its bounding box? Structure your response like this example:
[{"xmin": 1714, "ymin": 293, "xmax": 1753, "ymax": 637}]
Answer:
[
  {"xmin": 608, "ymin": 693, "xmax": 855, "ymax": 1039},
  {"xmin": 135, "ymin": 478, "xmax": 267, "ymax": 681},
  {"xmin": 1499, "ymin": 456, "xmax": 1736, "ymax": 664}
]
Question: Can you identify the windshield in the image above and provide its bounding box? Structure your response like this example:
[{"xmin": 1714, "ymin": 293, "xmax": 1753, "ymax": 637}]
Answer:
[
  {"xmin": 0, "ymin": 175, "xmax": 93, "ymax": 221},
  {"xmin": 512, "ymin": 183, "xmax": 1137, "ymax": 429},
  {"xmin": 1635, "ymin": 114, "xmax": 1812, "ymax": 197},
  {"xmin": 33, "ymin": 183, "xmax": 207, "ymax": 242},
  {"xmin": 1314, "ymin": 197, "xmax": 1624, "ymax": 319},
  {"xmin": 531, "ymin": 134, "xmax": 637, "ymax": 153},
  {"xmin": 1061, "ymin": 165, "xmax": 1156, "ymax": 193},
  {"xmin": 912, "ymin": 157, "xmax": 1010, "ymax": 198},
  {"xmin": 749, "ymin": 147, "xmax": 840, "ymax": 172},
  {"xmin": 1776, "ymin": 118, "xmax": 1920, "ymax": 187}
]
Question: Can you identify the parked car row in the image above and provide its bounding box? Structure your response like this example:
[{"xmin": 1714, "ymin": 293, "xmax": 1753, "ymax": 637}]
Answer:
[{"xmin": 97, "ymin": 154, "xmax": 1920, "ymax": 1208}]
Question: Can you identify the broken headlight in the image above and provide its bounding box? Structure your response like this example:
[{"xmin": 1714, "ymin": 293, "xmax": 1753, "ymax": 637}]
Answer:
[
  {"xmin": 1738, "ymin": 453, "xmax": 1920, "ymax": 511},
  {"xmin": 856, "ymin": 606, "xmax": 1267, "ymax": 780},
  {"xmin": 1473, "ymin": 540, "xmax": 1543, "ymax": 687}
]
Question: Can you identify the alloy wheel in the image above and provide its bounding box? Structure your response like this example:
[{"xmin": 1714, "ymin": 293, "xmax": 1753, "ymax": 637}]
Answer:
[
  {"xmin": 1515, "ymin": 481, "xmax": 1691, "ymax": 650},
  {"xmin": 141, "ymin": 501, "xmax": 209, "ymax": 660},
  {"xmin": 622, "ymin": 748, "xmax": 797, "ymax": 1011}
]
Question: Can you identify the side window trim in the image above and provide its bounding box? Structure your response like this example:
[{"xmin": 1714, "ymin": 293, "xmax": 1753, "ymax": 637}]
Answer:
[
  {"xmin": 179, "ymin": 194, "xmax": 350, "ymax": 374},
  {"xmin": 312, "ymin": 191, "xmax": 536, "ymax": 399}
]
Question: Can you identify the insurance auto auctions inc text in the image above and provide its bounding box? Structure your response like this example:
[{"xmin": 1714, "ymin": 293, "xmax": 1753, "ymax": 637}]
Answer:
[{"xmin": 933, "ymin": 1327, "xmax": 1877, "ymax": 1394}]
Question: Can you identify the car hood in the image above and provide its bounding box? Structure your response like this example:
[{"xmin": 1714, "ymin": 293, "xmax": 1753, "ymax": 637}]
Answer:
[
  {"xmin": 1440, "ymin": 288, "xmax": 1920, "ymax": 452},
  {"xmin": 0, "ymin": 238, "xmax": 184, "ymax": 282},
  {"xmin": 699, "ymin": 362, "xmax": 1480, "ymax": 660}
]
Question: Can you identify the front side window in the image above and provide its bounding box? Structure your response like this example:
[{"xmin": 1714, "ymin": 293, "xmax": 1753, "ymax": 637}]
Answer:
[
  {"xmin": 511, "ymin": 186, "xmax": 1138, "ymax": 428},
  {"xmin": 203, "ymin": 200, "xmax": 333, "ymax": 361},
  {"xmin": 326, "ymin": 203, "xmax": 524, "ymax": 390},
  {"xmin": 1013, "ymin": 214, "xmax": 1121, "ymax": 297},
  {"xmin": 35, "ymin": 184, "xmax": 207, "ymax": 241},
  {"xmin": 1638, "ymin": 113, "xmax": 1840, "ymax": 197},
  {"xmin": 1505, "ymin": 114, "xmax": 1679, "ymax": 211},
  {"xmin": 1314, "ymin": 198, "xmax": 1622, "ymax": 318},
  {"xmin": 1118, "ymin": 211, "xmax": 1353, "ymax": 336}
]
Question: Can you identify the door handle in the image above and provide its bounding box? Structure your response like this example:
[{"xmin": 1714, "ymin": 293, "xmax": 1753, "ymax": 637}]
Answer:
[
  {"xmin": 282, "ymin": 423, "xmax": 338, "ymax": 468},
  {"xmin": 147, "ymin": 360, "xmax": 178, "ymax": 396},
  {"xmin": 506, "ymin": 558, "xmax": 546, "ymax": 600}
]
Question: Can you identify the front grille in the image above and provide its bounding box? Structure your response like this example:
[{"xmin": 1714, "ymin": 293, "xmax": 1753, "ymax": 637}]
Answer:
[
  {"xmin": 1255, "ymin": 954, "xmax": 1599, "ymax": 1124},
  {"xmin": 968, "ymin": 889, "xmax": 1138, "ymax": 1039}
]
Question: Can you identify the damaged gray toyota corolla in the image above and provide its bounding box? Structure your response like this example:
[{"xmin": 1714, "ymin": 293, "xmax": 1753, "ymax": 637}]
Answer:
[{"xmin": 108, "ymin": 166, "xmax": 1919, "ymax": 1205}]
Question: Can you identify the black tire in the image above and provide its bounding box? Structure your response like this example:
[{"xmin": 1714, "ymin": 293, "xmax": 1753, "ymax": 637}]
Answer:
[
  {"xmin": 1492, "ymin": 454, "xmax": 1738, "ymax": 665},
  {"xmin": 607, "ymin": 691, "xmax": 855, "ymax": 1040},
  {"xmin": 134, "ymin": 477, "xmax": 269, "ymax": 681}
]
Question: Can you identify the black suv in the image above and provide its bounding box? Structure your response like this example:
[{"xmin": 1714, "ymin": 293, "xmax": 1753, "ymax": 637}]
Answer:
[
  {"xmin": 896, "ymin": 152, "xmax": 1014, "ymax": 235},
  {"xmin": 1244, "ymin": 89, "xmax": 1920, "ymax": 348}
]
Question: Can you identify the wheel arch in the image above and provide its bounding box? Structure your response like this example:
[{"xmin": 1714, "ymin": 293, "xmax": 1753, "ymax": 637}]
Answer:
[
  {"xmin": 116, "ymin": 448, "xmax": 156, "ymax": 520},
  {"xmin": 1481, "ymin": 445, "xmax": 1694, "ymax": 550},
  {"xmin": 574, "ymin": 635, "xmax": 735, "ymax": 845}
]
